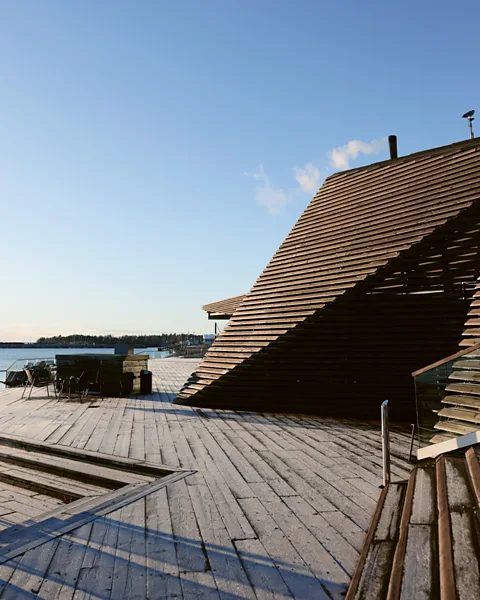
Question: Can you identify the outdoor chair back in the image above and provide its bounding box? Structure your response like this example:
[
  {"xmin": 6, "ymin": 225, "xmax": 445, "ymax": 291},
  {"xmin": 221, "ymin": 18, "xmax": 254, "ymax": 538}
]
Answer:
[{"xmin": 22, "ymin": 366, "xmax": 56, "ymax": 400}]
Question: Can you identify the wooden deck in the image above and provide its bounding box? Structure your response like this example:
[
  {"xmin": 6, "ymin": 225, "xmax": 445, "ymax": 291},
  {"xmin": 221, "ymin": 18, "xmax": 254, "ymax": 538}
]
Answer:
[{"xmin": 0, "ymin": 358, "xmax": 412, "ymax": 599}]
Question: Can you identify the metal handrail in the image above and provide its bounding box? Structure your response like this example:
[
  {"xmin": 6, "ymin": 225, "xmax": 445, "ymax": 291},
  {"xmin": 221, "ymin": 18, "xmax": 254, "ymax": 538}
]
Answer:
[{"xmin": 381, "ymin": 399, "xmax": 391, "ymax": 487}]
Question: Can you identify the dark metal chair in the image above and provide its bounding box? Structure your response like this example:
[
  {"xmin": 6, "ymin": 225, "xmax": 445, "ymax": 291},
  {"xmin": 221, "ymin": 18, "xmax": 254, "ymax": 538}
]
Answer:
[
  {"xmin": 22, "ymin": 366, "xmax": 57, "ymax": 399},
  {"xmin": 57, "ymin": 371, "xmax": 84, "ymax": 400},
  {"xmin": 80, "ymin": 369, "xmax": 104, "ymax": 400},
  {"xmin": 57, "ymin": 369, "xmax": 104, "ymax": 401}
]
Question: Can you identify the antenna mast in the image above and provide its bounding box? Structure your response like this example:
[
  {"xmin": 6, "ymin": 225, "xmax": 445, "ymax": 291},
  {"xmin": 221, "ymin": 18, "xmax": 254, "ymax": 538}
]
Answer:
[{"xmin": 462, "ymin": 110, "xmax": 475, "ymax": 139}]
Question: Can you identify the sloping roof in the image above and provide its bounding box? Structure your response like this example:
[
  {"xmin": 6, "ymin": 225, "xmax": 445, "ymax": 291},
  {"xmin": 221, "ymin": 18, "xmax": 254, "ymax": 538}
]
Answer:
[
  {"xmin": 178, "ymin": 138, "xmax": 480, "ymax": 409},
  {"xmin": 201, "ymin": 294, "xmax": 246, "ymax": 317}
]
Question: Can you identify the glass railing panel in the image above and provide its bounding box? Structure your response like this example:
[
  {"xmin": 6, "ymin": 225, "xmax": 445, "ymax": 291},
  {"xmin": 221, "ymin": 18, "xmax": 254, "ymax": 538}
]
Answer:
[
  {"xmin": 414, "ymin": 345, "xmax": 480, "ymax": 448},
  {"xmin": 4, "ymin": 357, "xmax": 56, "ymax": 388}
]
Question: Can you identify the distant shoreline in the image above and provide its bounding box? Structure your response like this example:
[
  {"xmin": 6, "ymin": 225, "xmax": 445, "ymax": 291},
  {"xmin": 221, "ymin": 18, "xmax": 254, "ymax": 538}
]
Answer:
[{"xmin": 0, "ymin": 343, "xmax": 126, "ymax": 349}]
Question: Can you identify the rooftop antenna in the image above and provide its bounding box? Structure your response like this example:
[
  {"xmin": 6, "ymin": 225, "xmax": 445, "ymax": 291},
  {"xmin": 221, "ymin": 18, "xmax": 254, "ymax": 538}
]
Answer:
[{"xmin": 462, "ymin": 109, "xmax": 475, "ymax": 139}]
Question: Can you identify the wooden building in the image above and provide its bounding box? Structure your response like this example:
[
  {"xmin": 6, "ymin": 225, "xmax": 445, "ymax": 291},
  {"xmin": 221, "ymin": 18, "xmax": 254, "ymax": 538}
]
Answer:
[
  {"xmin": 177, "ymin": 138, "xmax": 480, "ymax": 420},
  {"xmin": 202, "ymin": 295, "xmax": 246, "ymax": 320}
]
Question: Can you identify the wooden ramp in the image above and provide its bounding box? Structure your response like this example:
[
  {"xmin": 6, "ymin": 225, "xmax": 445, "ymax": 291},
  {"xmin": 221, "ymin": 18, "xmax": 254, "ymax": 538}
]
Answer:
[{"xmin": 346, "ymin": 446, "xmax": 480, "ymax": 599}]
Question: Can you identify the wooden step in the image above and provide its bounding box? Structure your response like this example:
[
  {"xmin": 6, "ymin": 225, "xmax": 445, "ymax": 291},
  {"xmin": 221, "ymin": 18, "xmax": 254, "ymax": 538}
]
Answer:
[
  {"xmin": 0, "ymin": 446, "xmax": 151, "ymax": 490},
  {"xmin": 445, "ymin": 382, "xmax": 480, "ymax": 396},
  {"xmin": 461, "ymin": 329, "xmax": 480, "ymax": 338},
  {"xmin": 387, "ymin": 467, "xmax": 438, "ymax": 599},
  {"xmin": 0, "ymin": 432, "xmax": 179, "ymax": 478},
  {"xmin": 463, "ymin": 344, "xmax": 480, "ymax": 355},
  {"xmin": 437, "ymin": 406, "xmax": 480, "ymax": 425},
  {"xmin": 464, "ymin": 318, "xmax": 480, "ymax": 326},
  {"xmin": 347, "ymin": 450, "xmax": 480, "ymax": 599},
  {"xmin": 465, "ymin": 447, "xmax": 480, "ymax": 507},
  {"xmin": 452, "ymin": 359, "xmax": 480, "ymax": 370},
  {"xmin": 430, "ymin": 433, "xmax": 457, "ymax": 444},
  {"xmin": 346, "ymin": 482, "xmax": 407, "ymax": 600},
  {"xmin": 441, "ymin": 394, "xmax": 480, "ymax": 410},
  {"xmin": 449, "ymin": 371, "xmax": 480, "ymax": 383},
  {"xmin": 459, "ymin": 339, "xmax": 479, "ymax": 347},
  {"xmin": 437, "ymin": 456, "xmax": 480, "ymax": 599},
  {"xmin": 433, "ymin": 420, "xmax": 480, "ymax": 436},
  {"xmin": 0, "ymin": 460, "xmax": 107, "ymax": 501}
]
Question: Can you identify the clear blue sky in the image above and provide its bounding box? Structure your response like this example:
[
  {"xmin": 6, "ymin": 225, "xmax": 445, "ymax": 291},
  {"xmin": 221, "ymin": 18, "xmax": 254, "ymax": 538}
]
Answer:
[{"xmin": 0, "ymin": 0, "xmax": 478, "ymax": 340}]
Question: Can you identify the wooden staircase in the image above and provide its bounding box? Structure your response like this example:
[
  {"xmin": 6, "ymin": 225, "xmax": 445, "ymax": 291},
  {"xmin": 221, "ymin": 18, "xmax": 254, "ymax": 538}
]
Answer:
[
  {"xmin": 431, "ymin": 348, "xmax": 480, "ymax": 444},
  {"xmin": 430, "ymin": 281, "xmax": 480, "ymax": 443},
  {"xmin": 460, "ymin": 280, "xmax": 480, "ymax": 347},
  {"xmin": 346, "ymin": 447, "xmax": 480, "ymax": 599}
]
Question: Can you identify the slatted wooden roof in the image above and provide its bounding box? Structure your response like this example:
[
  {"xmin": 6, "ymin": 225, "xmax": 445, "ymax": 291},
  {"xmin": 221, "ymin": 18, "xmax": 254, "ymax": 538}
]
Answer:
[
  {"xmin": 202, "ymin": 294, "xmax": 246, "ymax": 318},
  {"xmin": 178, "ymin": 138, "xmax": 480, "ymax": 414}
]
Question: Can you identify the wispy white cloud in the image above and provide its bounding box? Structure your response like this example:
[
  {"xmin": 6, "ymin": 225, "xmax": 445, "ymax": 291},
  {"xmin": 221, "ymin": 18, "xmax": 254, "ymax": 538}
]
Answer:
[
  {"xmin": 248, "ymin": 137, "xmax": 387, "ymax": 215},
  {"xmin": 294, "ymin": 162, "xmax": 322, "ymax": 194},
  {"xmin": 329, "ymin": 138, "xmax": 386, "ymax": 171},
  {"xmin": 245, "ymin": 164, "xmax": 289, "ymax": 215}
]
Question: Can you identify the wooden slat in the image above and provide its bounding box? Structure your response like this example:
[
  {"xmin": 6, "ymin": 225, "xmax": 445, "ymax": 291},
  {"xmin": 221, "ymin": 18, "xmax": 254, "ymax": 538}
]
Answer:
[
  {"xmin": 202, "ymin": 294, "xmax": 246, "ymax": 317},
  {"xmin": 465, "ymin": 447, "xmax": 480, "ymax": 507},
  {"xmin": 394, "ymin": 468, "xmax": 437, "ymax": 600},
  {"xmin": 449, "ymin": 370, "xmax": 480, "ymax": 383},
  {"xmin": 441, "ymin": 394, "xmax": 480, "ymax": 409},
  {"xmin": 445, "ymin": 382, "xmax": 480, "ymax": 396},
  {"xmin": 430, "ymin": 433, "xmax": 456, "ymax": 444},
  {"xmin": 386, "ymin": 470, "xmax": 416, "ymax": 600},
  {"xmin": 434, "ymin": 420, "xmax": 480, "ymax": 435},
  {"xmin": 444, "ymin": 457, "xmax": 480, "ymax": 599},
  {"xmin": 346, "ymin": 484, "xmax": 402, "ymax": 600},
  {"xmin": 438, "ymin": 406, "xmax": 480, "ymax": 424}
]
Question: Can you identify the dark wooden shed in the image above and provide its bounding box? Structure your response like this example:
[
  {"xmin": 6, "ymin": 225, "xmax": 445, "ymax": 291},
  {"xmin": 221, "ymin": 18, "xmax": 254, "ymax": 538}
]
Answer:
[{"xmin": 56, "ymin": 353, "xmax": 148, "ymax": 397}]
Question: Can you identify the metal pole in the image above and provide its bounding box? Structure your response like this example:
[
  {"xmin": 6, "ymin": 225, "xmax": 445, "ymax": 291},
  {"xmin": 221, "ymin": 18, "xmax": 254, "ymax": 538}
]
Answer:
[
  {"xmin": 468, "ymin": 117, "xmax": 475, "ymax": 139},
  {"xmin": 408, "ymin": 423, "xmax": 415, "ymax": 462},
  {"xmin": 381, "ymin": 399, "xmax": 391, "ymax": 487}
]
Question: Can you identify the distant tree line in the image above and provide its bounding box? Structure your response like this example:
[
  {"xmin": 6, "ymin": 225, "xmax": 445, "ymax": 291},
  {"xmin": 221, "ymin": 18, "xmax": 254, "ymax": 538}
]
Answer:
[{"xmin": 35, "ymin": 333, "xmax": 203, "ymax": 348}]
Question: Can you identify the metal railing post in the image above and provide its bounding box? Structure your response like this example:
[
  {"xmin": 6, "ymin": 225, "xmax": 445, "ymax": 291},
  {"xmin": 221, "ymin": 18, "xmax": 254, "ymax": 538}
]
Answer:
[
  {"xmin": 381, "ymin": 399, "xmax": 391, "ymax": 487},
  {"xmin": 408, "ymin": 423, "xmax": 416, "ymax": 462}
]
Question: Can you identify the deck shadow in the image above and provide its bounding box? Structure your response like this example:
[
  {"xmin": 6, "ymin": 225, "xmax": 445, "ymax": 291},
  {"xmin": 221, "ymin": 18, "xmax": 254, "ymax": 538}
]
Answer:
[{"xmin": 0, "ymin": 512, "xmax": 348, "ymax": 599}]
